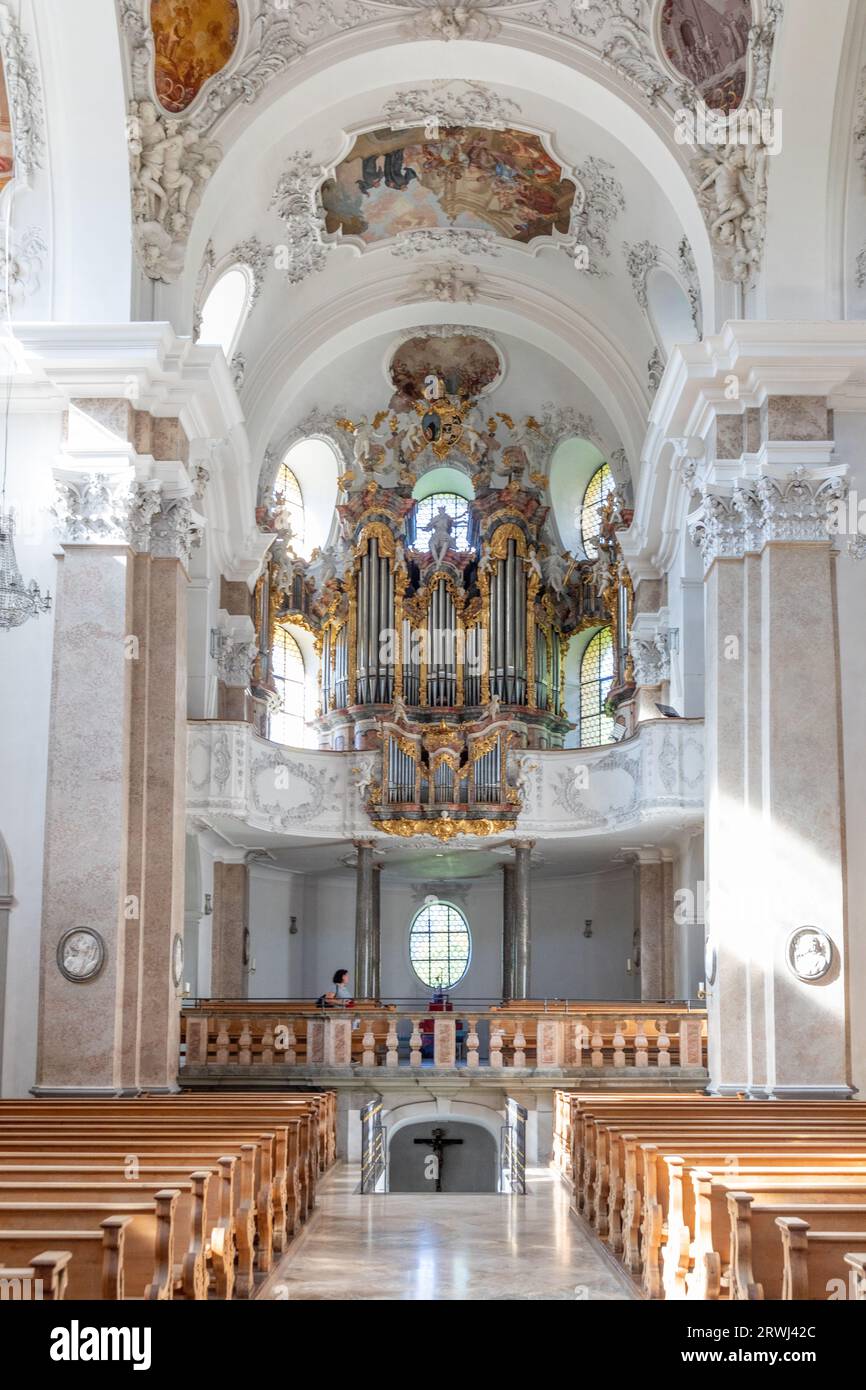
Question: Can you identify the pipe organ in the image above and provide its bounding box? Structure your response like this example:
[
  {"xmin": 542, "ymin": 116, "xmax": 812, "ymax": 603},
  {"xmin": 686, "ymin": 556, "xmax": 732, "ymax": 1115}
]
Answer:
[{"xmin": 257, "ymin": 375, "xmax": 632, "ymax": 837}]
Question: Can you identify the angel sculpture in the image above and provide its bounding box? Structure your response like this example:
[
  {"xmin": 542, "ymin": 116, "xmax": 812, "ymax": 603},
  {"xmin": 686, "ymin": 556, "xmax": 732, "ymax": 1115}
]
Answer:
[
  {"xmin": 485, "ymin": 692, "xmax": 502, "ymax": 722},
  {"xmin": 351, "ymin": 756, "xmax": 378, "ymax": 802},
  {"xmin": 527, "ymin": 546, "xmax": 544, "ymax": 582},
  {"xmin": 543, "ymin": 549, "xmax": 569, "ymax": 597},
  {"xmin": 423, "ymin": 506, "xmax": 453, "ymax": 563}
]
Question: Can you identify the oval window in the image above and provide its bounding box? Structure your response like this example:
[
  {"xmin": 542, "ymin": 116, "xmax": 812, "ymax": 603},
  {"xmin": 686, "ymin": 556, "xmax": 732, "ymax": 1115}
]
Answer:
[{"xmin": 409, "ymin": 900, "xmax": 471, "ymax": 990}]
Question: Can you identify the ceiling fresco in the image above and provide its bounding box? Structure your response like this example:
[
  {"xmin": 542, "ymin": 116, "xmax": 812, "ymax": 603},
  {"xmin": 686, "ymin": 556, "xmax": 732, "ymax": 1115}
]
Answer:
[
  {"xmin": 150, "ymin": 0, "xmax": 240, "ymax": 114},
  {"xmin": 0, "ymin": 51, "xmax": 12, "ymax": 192},
  {"xmin": 389, "ymin": 332, "xmax": 503, "ymax": 403},
  {"xmin": 659, "ymin": 0, "xmax": 753, "ymax": 112},
  {"xmin": 321, "ymin": 125, "xmax": 577, "ymax": 248}
]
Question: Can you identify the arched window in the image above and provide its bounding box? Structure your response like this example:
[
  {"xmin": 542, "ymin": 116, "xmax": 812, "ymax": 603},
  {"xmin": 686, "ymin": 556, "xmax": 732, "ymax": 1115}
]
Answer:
[
  {"xmin": 409, "ymin": 900, "xmax": 471, "ymax": 990},
  {"xmin": 274, "ymin": 462, "xmax": 305, "ymax": 552},
  {"xmin": 580, "ymin": 626, "xmax": 615, "ymax": 747},
  {"xmin": 269, "ymin": 626, "xmax": 306, "ymax": 746},
  {"xmin": 415, "ymin": 493, "xmax": 471, "ymax": 552},
  {"xmin": 580, "ymin": 463, "xmax": 615, "ymax": 559},
  {"xmin": 198, "ymin": 266, "xmax": 250, "ymax": 360}
]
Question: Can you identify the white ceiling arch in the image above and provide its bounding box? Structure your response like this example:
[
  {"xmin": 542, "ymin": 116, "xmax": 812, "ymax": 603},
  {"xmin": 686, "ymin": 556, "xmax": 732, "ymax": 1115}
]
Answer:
[
  {"xmin": 167, "ymin": 37, "xmax": 717, "ymax": 334},
  {"xmin": 242, "ymin": 269, "xmax": 649, "ymax": 486}
]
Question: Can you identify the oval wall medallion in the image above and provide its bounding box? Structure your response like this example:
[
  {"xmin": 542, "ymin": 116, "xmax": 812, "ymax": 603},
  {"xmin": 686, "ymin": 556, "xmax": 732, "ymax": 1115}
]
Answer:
[
  {"xmin": 786, "ymin": 927, "xmax": 833, "ymax": 982},
  {"xmin": 57, "ymin": 928, "xmax": 106, "ymax": 983},
  {"xmin": 172, "ymin": 932, "xmax": 184, "ymax": 988}
]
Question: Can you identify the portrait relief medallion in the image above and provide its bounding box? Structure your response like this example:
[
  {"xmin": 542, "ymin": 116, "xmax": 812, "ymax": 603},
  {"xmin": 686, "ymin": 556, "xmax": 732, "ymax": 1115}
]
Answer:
[
  {"xmin": 786, "ymin": 927, "xmax": 833, "ymax": 983},
  {"xmin": 56, "ymin": 928, "xmax": 106, "ymax": 983}
]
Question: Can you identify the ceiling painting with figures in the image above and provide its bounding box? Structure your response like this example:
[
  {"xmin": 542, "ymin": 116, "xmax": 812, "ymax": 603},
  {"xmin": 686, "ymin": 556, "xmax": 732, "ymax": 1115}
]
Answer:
[
  {"xmin": 150, "ymin": 0, "xmax": 241, "ymax": 114},
  {"xmin": 321, "ymin": 126, "xmax": 577, "ymax": 248},
  {"xmin": 659, "ymin": 0, "xmax": 754, "ymax": 112}
]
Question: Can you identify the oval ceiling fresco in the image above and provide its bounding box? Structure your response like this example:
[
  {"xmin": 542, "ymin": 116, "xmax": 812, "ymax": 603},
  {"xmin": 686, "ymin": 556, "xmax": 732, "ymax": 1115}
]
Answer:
[
  {"xmin": 150, "ymin": 0, "xmax": 241, "ymax": 115},
  {"xmin": 321, "ymin": 126, "xmax": 576, "ymax": 248},
  {"xmin": 389, "ymin": 332, "xmax": 503, "ymax": 402},
  {"xmin": 659, "ymin": 0, "xmax": 753, "ymax": 112},
  {"xmin": 0, "ymin": 53, "xmax": 12, "ymax": 193}
]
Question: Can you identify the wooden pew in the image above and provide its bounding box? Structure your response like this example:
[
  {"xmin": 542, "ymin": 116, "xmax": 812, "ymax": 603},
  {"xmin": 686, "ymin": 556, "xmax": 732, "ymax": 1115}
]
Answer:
[
  {"xmin": 776, "ymin": 1215, "xmax": 866, "ymax": 1299},
  {"xmin": 0, "ymin": 1191, "xmax": 181, "ymax": 1300},
  {"xmin": 0, "ymin": 1216, "xmax": 130, "ymax": 1299},
  {"xmin": 0, "ymin": 1250, "xmax": 71, "ymax": 1300},
  {"xmin": 727, "ymin": 1192, "xmax": 866, "ymax": 1300},
  {"xmin": 0, "ymin": 1174, "xmax": 214, "ymax": 1300}
]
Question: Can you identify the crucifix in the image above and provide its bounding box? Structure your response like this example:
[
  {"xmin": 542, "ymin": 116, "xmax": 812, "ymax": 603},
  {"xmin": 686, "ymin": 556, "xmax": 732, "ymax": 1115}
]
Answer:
[{"xmin": 413, "ymin": 1126, "xmax": 463, "ymax": 1193}]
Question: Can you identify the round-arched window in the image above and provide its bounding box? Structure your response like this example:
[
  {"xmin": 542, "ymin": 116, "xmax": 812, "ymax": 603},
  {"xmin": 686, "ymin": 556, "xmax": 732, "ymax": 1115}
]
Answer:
[
  {"xmin": 415, "ymin": 492, "xmax": 471, "ymax": 551},
  {"xmin": 409, "ymin": 900, "xmax": 471, "ymax": 990},
  {"xmin": 198, "ymin": 266, "xmax": 251, "ymax": 360},
  {"xmin": 580, "ymin": 462, "xmax": 615, "ymax": 559}
]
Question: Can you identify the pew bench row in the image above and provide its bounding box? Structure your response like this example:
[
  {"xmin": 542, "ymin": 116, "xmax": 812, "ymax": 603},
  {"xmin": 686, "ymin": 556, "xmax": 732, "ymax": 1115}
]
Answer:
[
  {"xmin": 556, "ymin": 1090, "xmax": 866, "ymax": 1302},
  {"xmin": 0, "ymin": 1091, "xmax": 335, "ymax": 1300}
]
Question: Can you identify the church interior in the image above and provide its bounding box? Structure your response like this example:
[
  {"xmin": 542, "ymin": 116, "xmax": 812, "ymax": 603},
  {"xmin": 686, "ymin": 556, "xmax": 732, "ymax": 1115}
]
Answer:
[{"xmin": 1, "ymin": 0, "xmax": 866, "ymax": 1328}]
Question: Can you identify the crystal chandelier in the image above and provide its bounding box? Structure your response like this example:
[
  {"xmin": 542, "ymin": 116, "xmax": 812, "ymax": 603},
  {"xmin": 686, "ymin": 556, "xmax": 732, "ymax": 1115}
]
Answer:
[{"xmin": 0, "ymin": 508, "xmax": 51, "ymax": 630}]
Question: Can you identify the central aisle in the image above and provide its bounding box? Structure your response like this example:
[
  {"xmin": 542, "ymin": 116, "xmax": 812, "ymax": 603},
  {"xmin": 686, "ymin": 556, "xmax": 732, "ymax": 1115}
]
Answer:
[{"xmin": 260, "ymin": 1165, "xmax": 636, "ymax": 1301}]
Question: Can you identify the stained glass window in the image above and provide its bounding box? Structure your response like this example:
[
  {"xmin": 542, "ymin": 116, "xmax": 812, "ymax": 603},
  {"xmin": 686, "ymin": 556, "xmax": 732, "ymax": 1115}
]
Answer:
[
  {"xmin": 274, "ymin": 462, "xmax": 305, "ymax": 552},
  {"xmin": 580, "ymin": 626, "xmax": 615, "ymax": 747},
  {"xmin": 269, "ymin": 625, "xmax": 305, "ymax": 746},
  {"xmin": 409, "ymin": 900, "xmax": 471, "ymax": 990},
  {"xmin": 580, "ymin": 462, "xmax": 615, "ymax": 559},
  {"xmin": 415, "ymin": 493, "xmax": 471, "ymax": 552}
]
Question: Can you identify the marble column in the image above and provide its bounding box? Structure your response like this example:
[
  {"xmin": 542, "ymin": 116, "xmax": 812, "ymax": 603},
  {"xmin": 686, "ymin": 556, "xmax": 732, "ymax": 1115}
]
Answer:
[
  {"xmin": 37, "ymin": 542, "xmax": 135, "ymax": 1091},
  {"xmin": 501, "ymin": 862, "xmax": 515, "ymax": 1000},
  {"xmin": 211, "ymin": 862, "xmax": 249, "ymax": 998},
  {"xmin": 217, "ymin": 580, "xmax": 255, "ymax": 722},
  {"xmin": 630, "ymin": 851, "xmax": 666, "ymax": 1000},
  {"xmin": 512, "ymin": 840, "xmax": 534, "ymax": 1000},
  {"xmin": 690, "ymin": 400, "xmax": 852, "ymax": 1097},
  {"xmin": 354, "ymin": 841, "xmax": 375, "ymax": 1000},
  {"xmin": 370, "ymin": 863, "xmax": 382, "ymax": 1002}
]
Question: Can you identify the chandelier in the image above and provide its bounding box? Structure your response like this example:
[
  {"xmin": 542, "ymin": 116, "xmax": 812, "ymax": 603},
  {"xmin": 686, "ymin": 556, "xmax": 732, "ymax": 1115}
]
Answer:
[{"xmin": 0, "ymin": 509, "xmax": 51, "ymax": 630}]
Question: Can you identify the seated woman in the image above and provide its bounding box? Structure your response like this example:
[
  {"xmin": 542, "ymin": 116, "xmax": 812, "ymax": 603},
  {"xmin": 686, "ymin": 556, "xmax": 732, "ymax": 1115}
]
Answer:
[{"xmin": 317, "ymin": 968, "xmax": 354, "ymax": 1008}]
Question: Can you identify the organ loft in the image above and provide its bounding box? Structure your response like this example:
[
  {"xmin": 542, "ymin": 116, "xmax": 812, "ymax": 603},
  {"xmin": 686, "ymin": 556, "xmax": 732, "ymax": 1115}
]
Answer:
[{"xmin": 253, "ymin": 348, "xmax": 634, "ymax": 840}]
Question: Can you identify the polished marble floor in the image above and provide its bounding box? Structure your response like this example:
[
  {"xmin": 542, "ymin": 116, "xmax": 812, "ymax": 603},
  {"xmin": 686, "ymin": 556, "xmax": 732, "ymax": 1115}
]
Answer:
[{"xmin": 259, "ymin": 1165, "xmax": 636, "ymax": 1301}]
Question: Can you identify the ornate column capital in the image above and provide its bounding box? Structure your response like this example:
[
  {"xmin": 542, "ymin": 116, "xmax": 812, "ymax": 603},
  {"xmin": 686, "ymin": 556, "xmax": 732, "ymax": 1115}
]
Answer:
[
  {"xmin": 630, "ymin": 629, "xmax": 671, "ymax": 687},
  {"xmin": 52, "ymin": 470, "xmax": 205, "ymax": 564},
  {"xmin": 690, "ymin": 468, "xmax": 848, "ymax": 573},
  {"xmin": 215, "ymin": 612, "xmax": 257, "ymax": 690}
]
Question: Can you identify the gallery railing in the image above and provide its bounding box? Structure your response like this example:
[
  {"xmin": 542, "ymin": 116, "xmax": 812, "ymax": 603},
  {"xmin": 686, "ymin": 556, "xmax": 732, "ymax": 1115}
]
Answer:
[{"xmin": 179, "ymin": 1001, "xmax": 707, "ymax": 1075}]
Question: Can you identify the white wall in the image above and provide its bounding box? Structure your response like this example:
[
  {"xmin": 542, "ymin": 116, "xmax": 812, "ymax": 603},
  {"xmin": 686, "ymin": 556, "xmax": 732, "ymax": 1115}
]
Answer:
[
  {"xmin": 247, "ymin": 865, "xmax": 304, "ymax": 998},
  {"xmin": 0, "ymin": 409, "xmax": 64, "ymax": 1095},
  {"xmin": 296, "ymin": 867, "xmax": 636, "ymax": 1004}
]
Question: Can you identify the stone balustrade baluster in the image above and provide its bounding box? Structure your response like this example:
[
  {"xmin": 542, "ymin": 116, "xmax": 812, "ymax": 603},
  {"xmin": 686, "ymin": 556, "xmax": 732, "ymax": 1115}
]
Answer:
[
  {"xmin": 613, "ymin": 1021, "xmax": 626, "ymax": 1068},
  {"xmin": 216, "ymin": 1018, "xmax": 230, "ymax": 1065},
  {"xmin": 238, "ymin": 1019, "xmax": 252, "ymax": 1065},
  {"xmin": 362, "ymin": 1019, "xmax": 376, "ymax": 1067},
  {"xmin": 261, "ymin": 1021, "xmax": 274, "ymax": 1066},
  {"xmin": 466, "ymin": 1017, "xmax": 479, "ymax": 1068},
  {"xmin": 513, "ymin": 1021, "xmax": 526, "ymax": 1068},
  {"xmin": 590, "ymin": 1022, "xmax": 604, "ymax": 1067},
  {"xmin": 656, "ymin": 1019, "xmax": 671, "ymax": 1068},
  {"xmin": 385, "ymin": 1015, "xmax": 399, "ymax": 1068},
  {"xmin": 635, "ymin": 1018, "xmax": 649, "ymax": 1068},
  {"xmin": 284, "ymin": 1022, "xmax": 296, "ymax": 1065},
  {"xmin": 574, "ymin": 1020, "xmax": 587, "ymax": 1067},
  {"xmin": 410, "ymin": 1017, "xmax": 422, "ymax": 1067},
  {"xmin": 490, "ymin": 1021, "xmax": 504, "ymax": 1068}
]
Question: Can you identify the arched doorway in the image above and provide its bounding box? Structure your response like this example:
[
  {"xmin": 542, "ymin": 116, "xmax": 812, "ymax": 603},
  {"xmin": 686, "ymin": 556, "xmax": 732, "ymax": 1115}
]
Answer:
[{"xmin": 388, "ymin": 1120, "xmax": 498, "ymax": 1194}]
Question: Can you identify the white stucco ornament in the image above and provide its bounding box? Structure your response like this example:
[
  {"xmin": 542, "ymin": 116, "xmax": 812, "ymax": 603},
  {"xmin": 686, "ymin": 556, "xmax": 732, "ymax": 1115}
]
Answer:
[{"xmin": 786, "ymin": 927, "xmax": 833, "ymax": 983}]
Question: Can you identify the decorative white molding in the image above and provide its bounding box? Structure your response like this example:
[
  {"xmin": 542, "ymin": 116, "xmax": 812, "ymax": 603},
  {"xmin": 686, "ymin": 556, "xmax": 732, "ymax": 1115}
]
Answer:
[
  {"xmin": 150, "ymin": 495, "xmax": 204, "ymax": 565},
  {"xmin": 270, "ymin": 151, "xmax": 329, "ymax": 285},
  {"xmin": 192, "ymin": 239, "xmax": 216, "ymax": 341},
  {"xmin": 187, "ymin": 716, "xmax": 703, "ymax": 842},
  {"xmin": 382, "ymin": 79, "xmax": 520, "ymax": 131},
  {"xmin": 648, "ymin": 347, "xmax": 665, "ymax": 396},
  {"xmin": 692, "ymin": 138, "xmax": 767, "ymax": 287},
  {"xmin": 215, "ymin": 611, "xmax": 258, "ymax": 688},
  {"xmin": 0, "ymin": 4, "xmax": 46, "ymax": 184},
  {"xmin": 688, "ymin": 469, "xmax": 848, "ymax": 571},
  {"xmin": 677, "ymin": 236, "xmax": 702, "ymax": 335},
  {"xmin": 392, "ymin": 228, "xmax": 501, "ymax": 259},
  {"xmin": 624, "ymin": 239, "xmax": 659, "ymax": 309},
  {"xmin": 630, "ymin": 623, "xmax": 670, "ymax": 687},
  {"xmin": 231, "ymin": 352, "xmax": 247, "ymax": 390},
  {"xmin": 0, "ymin": 226, "xmax": 47, "ymax": 313},
  {"xmin": 398, "ymin": 5, "xmax": 502, "ymax": 42},
  {"xmin": 563, "ymin": 157, "xmax": 626, "ymax": 277},
  {"xmin": 228, "ymin": 235, "xmax": 274, "ymax": 306},
  {"xmin": 128, "ymin": 101, "xmax": 221, "ymax": 281}
]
